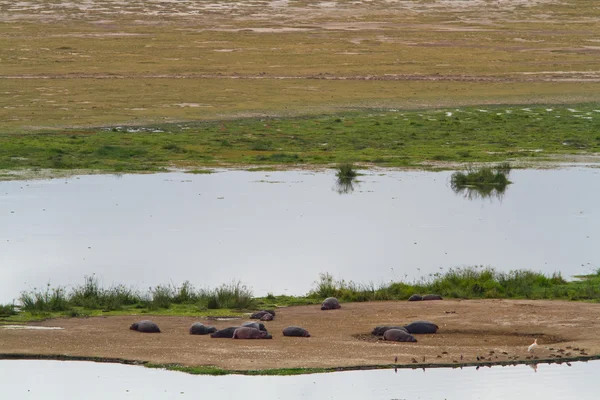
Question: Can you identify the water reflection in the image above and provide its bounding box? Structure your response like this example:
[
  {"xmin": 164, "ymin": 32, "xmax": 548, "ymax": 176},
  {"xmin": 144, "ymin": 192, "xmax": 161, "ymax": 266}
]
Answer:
[
  {"xmin": 450, "ymin": 164, "xmax": 512, "ymax": 201},
  {"xmin": 0, "ymin": 168, "xmax": 599, "ymax": 303},
  {"xmin": 333, "ymin": 176, "xmax": 359, "ymax": 194},
  {"xmin": 450, "ymin": 182, "xmax": 509, "ymax": 200},
  {"xmin": 0, "ymin": 360, "xmax": 597, "ymax": 400}
]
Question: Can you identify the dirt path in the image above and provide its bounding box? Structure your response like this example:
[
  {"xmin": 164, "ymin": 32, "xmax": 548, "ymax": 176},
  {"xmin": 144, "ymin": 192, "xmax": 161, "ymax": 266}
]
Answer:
[{"xmin": 2, "ymin": 300, "xmax": 600, "ymax": 371}]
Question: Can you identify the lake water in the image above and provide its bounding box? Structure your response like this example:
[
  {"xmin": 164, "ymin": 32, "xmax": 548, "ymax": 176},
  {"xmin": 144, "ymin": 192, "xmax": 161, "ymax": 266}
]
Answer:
[
  {"xmin": 0, "ymin": 167, "xmax": 598, "ymax": 303},
  {"xmin": 0, "ymin": 360, "xmax": 598, "ymax": 399}
]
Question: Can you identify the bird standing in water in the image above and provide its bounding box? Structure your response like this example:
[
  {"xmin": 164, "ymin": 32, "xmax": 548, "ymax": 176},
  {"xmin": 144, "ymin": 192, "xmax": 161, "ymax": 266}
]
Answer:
[{"xmin": 528, "ymin": 339, "xmax": 538, "ymax": 353}]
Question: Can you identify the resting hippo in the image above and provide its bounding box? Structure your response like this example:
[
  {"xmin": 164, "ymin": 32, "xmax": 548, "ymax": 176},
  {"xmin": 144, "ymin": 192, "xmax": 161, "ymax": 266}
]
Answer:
[
  {"xmin": 403, "ymin": 320, "xmax": 439, "ymax": 334},
  {"xmin": 210, "ymin": 327, "xmax": 239, "ymax": 338},
  {"xmin": 408, "ymin": 294, "xmax": 422, "ymax": 301},
  {"xmin": 189, "ymin": 322, "xmax": 217, "ymax": 335},
  {"xmin": 233, "ymin": 327, "xmax": 272, "ymax": 339},
  {"xmin": 321, "ymin": 297, "xmax": 341, "ymax": 310},
  {"xmin": 282, "ymin": 326, "xmax": 311, "ymax": 337},
  {"xmin": 371, "ymin": 326, "xmax": 408, "ymax": 336},
  {"xmin": 250, "ymin": 310, "xmax": 274, "ymax": 320},
  {"xmin": 422, "ymin": 294, "xmax": 443, "ymax": 301},
  {"xmin": 130, "ymin": 320, "xmax": 160, "ymax": 333},
  {"xmin": 383, "ymin": 329, "xmax": 417, "ymax": 342},
  {"xmin": 242, "ymin": 322, "xmax": 267, "ymax": 331},
  {"xmin": 260, "ymin": 313, "xmax": 274, "ymax": 321}
]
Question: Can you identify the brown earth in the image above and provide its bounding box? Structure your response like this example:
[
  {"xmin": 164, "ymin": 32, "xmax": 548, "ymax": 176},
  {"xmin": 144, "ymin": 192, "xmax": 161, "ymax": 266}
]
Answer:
[{"xmin": 2, "ymin": 299, "xmax": 600, "ymax": 371}]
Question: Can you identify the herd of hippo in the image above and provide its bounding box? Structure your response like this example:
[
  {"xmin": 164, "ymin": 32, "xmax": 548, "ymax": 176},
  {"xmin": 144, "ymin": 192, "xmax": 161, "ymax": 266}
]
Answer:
[
  {"xmin": 130, "ymin": 307, "xmax": 310, "ymax": 339},
  {"xmin": 129, "ymin": 295, "xmax": 440, "ymax": 343}
]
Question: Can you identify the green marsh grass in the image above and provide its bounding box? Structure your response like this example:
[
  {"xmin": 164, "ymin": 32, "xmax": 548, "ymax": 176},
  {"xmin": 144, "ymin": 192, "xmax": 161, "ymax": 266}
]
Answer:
[
  {"xmin": 2, "ymin": 105, "xmax": 600, "ymax": 176},
  {"xmin": 5, "ymin": 268, "xmax": 600, "ymax": 323}
]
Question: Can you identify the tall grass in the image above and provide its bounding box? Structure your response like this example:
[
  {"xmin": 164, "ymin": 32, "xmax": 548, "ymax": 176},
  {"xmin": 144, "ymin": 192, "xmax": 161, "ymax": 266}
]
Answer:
[
  {"xmin": 15, "ymin": 277, "xmax": 255, "ymax": 314},
  {"xmin": 0, "ymin": 303, "xmax": 17, "ymax": 317},
  {"xmin": 308, "ymin": 266, "xmax": 596, "ymax": 302},
  {"xmin": 19, "ymin": 284, "xmax": 70, "ymax": 312}
]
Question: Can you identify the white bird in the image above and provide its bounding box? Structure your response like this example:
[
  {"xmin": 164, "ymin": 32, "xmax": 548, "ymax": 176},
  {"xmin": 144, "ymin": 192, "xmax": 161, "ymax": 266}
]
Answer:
[{"xmin": 528, "ymin": 339, "xmax": 538, "ymax": 353}]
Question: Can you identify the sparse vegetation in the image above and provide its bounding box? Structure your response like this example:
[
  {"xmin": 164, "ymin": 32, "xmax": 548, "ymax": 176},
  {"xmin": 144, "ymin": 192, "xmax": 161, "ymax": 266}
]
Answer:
[{"xmin": 2, "ymin": 105, "xmax": 600, "ymax": 176}]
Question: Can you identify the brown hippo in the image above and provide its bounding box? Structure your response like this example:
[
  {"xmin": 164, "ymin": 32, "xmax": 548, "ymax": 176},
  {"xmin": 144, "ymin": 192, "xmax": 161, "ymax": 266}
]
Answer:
[
  {"xmin": 383, "ymin": 329, "xmax": 417, "ymax": 342},
  {"xmin": 321, "ymin": 297, "xmax": 341, "ymax": 310},
  {"xmin": 232, "ymin": 327, "xmax": 273, "ymax": 339},
  {"xmin": 282, "ymin": 326, "xmax": 311, "ymax": 337},
  {"xmin": 403, "ymin": 321, "xmax": 439, "ymax": 334},
  {"xmin": 242, "ymin": 322, "xmax": 267, "ymax": 331},
  {"xmin": 250, "ymin": 310, "xmax": 274, "ymax": 320},
  {"xmin": 130, "ymin": 320, "xmax": 160, "ymax": 333},
  {"xmin": 422, "ymin": 294, "xmax": 443, "ymax": 301},
  {"xmin": 210, "ymin": 327, "xmax": 239, "ymax": 338},
  {"xmin": 260, "ymin": 313, "xmax": 274, "ymax": 321},
  {"xmin": 408, "ymin": 294, "xmax": 422, "ymax": 301},
  {"xmin": 189, "ymin": 323, "xmax": 217, "ymax": 335},
  {"xmin": 371, "ymin": 326, "xmax": 408, "ymax": 336}
]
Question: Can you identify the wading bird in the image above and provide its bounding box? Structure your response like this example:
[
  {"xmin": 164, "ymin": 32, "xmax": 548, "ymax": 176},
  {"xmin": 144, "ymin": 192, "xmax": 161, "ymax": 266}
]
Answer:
[{"xmin": 528, "ymin": 339, "xmax": 538, "ymax": 353}]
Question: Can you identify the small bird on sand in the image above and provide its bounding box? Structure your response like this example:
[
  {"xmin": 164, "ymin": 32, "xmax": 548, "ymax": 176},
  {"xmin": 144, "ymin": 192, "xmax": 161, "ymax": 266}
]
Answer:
[
  {"xmin": 528, "ymin": 339, "xmax": 538, "ymax": 353},
  {"xmin": 394, "ymin": 356, "xmax": 398, "ymax": 363}
]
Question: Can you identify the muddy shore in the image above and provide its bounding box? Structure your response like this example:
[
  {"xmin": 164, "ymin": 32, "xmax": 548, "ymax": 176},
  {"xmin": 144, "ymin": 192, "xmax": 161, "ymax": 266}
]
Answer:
[{"xmin": 1, "ymin": 300, "xmax": 599, "ymax": 371}]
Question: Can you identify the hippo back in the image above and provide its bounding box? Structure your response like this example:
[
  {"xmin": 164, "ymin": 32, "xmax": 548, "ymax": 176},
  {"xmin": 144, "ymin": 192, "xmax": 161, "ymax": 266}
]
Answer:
[
  {"xmin": 321, "ymin": 297, "xmax": 341, "ymax": 310},
  {"xmin": 282, "ymin": 326, "xmax": 311, "ymax": 337},
  {"xmin": 210, "ymin": 326, "xmax": 239, "ymax": 338},
  {"xmin": 233, "ymin": 327, "xmax": 270, "ymax": 339},
  {"xmin": 250, "ymin": 310, "xmax": 274, "ymax": 320},
  {"xmin": 242, "ymin": 322, "xmax": 267, "ymax": 331},
  {"xmin": 422, "ymin": 294, "xmax": 443, "ymax": 301},
  {"xmin": 403, "ymin": 320, "xmax": 439, "ymax": 334},
  {"xmin": 383, "ymin": 329, "xmax": 417, "ymax": 342},
  {"xmin": 408, "ymin": 294, "xmax": 423, "ymax": 301},
  {"xmin": 189, "ymin": 322, "xmax": 217, "ymax": 335},
  {"xmin": 371, "ymin": 326, "xmax": 408, "ymax": 336},
  {"xmin": 131, "ymin": 320, "xmax": 160, "ymax": 333}
]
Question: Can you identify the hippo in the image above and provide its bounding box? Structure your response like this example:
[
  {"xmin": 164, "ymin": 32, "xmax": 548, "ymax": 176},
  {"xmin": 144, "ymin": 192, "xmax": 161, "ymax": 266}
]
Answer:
[
  {"xmin": 232, "ymin": 327, "xmax": 273, "ymax": 339},
  {"xmin": 242, "ymin": 322, "xmax": 267, "ymax": 331},
  {"xmin": 321, "ymin": 297, "xmax": 341, "ymax": 310},
  {"xmin": 282, "ymin": 326, "xmax": 311, "ymax": 337},
  {"xmin": 371, "ymin": 326, "xmax": 408, "ymax": 336},
  {"xmin": 403, "ymin": 321, "xmax": 439, "ymax": 334},
  {"xmin": 260, "ymin": 313, "xmax": 274, "ymax": 321},
  {"xmin": 210, "ymin": 327, "xmax": 239, "ymax": 338},
  {"xmin": 130, "ymin": 320, "xmax": 160, "ymax": 333},
  {"xmin": 422, "ymin": 294, "xmax": 443, "ymax": 301},
  {"xmin": 408, "ymin": 294, "xmax": 422, "ymax": 301},
  {"xmin": 189, "ymin": 322, "xmax": 217, "ymax": 335},
  {"xmin": 383, "ymin": 329, "xmax": 417, "ymax": 342},
  {"xmin": 250, "ymin": 310, "xmax": 274, "ymax": 320}
]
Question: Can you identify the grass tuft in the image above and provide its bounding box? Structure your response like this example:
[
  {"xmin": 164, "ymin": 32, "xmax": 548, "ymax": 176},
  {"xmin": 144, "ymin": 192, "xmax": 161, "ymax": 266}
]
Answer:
[{"xmin": 451, "ymin": 164, "xmax": 512, "ymax": 199}]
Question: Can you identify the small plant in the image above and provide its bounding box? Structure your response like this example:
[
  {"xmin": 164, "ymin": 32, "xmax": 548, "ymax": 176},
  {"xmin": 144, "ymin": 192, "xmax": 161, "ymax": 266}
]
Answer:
[
  {"xmin": 335, "ymin": 162, "xmax": 358, "ymax": 180},
  {"xmin": 450, "ymin": 164, "xmax": 512, "ymax": 199},
  {"xmin": 0, "ymin": 303, "xmax": 17, "ymax": 317}
]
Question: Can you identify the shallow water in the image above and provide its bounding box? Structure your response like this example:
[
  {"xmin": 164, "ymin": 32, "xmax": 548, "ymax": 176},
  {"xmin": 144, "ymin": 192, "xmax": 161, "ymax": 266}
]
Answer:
[
  {"xmin": 0, "ymin": 168, "xmax": 599, "ymax": 303},
  {"xmin": 0, "ymin": 360, "xmax": 598, "ymax": 399}
]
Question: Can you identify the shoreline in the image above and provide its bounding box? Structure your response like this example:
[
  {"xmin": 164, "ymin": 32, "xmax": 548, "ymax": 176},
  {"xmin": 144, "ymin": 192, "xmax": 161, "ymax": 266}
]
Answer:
[
  {"xmin": 2, "ymin": 300, "xmax": 600, "ymax": 374},
  {"xmin": 1, "ymin": 156, "xmax": 599, "ymax": 183},
  {"xmin": 1, "ymin": 353, "xmax": 599, "ymax": 376}
]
